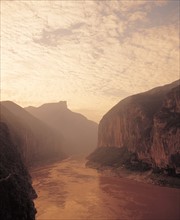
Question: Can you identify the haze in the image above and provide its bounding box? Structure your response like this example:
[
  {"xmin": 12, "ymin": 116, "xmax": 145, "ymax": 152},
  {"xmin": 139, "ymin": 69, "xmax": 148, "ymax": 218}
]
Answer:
[{"xmin": 1, "ymin": 0, "xmax": 179, "ymax": 122}]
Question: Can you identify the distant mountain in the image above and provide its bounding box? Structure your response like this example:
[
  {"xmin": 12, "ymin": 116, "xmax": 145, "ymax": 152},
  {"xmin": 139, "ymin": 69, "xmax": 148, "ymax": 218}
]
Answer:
[
  {"xmin": 87, "ymin": 80, "xmax": 180, "ymax": 175},
  {"xmin": 25, "ymin": 101, "xmax": 98, "ymax": 155},
  {"xmin": 0, "ymin": 101, "xmax": 65, "ymax": 166},
  {"xmin": 0, "ymin": 122, "xmax": 36, "ymax": 220}
]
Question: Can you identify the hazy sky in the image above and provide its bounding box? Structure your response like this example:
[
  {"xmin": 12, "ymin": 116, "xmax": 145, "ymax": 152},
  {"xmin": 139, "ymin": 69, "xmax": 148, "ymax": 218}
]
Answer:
[{"xmin": 1, "ymin": 0, "xmax": 179, "ymax": 122}]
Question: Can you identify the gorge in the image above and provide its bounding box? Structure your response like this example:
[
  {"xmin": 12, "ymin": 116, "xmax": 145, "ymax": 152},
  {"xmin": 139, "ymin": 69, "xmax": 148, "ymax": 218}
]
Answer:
[{"xmin": 0, "ymin": 80, "xmax": 180, "ymax": 220}]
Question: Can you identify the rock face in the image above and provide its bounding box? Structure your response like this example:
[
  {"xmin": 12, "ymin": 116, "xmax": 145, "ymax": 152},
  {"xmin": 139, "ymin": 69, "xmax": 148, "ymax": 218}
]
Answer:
[
  {"xmin": 25, "ymin": 101, "xmax": 98, "ymax": 155},
  {"xmin": 97, "ymin": 80, "xmax": 180, "ymax": 172},
  {"xmin": 0, "ymin": 101, "xmax": 65, "ymax": 166},
  {"xmin": 0, "ymin": 122, "xmax": 36, "ymax": 220},
  {"xmin": 151, "ymin": 86, "xmax": 180, "ymax": 169}
]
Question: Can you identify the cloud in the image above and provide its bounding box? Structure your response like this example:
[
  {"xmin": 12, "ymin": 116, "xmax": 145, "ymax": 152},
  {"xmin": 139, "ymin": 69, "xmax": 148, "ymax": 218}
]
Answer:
[
  {"xmin": 1, "ymin": 0, "xmax": 179, "ymax": 122},
  {"xmin": 33, "ymin": 28, "xmax": 73, "ymax": 46}
]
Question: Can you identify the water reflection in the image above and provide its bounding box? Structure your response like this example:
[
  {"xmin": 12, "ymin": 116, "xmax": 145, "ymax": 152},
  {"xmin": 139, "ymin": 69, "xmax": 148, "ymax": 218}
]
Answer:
[
  {"xmin": 32, "ymin": 158, "xmax": 180, "ymax": 220},
  {"xmin": 32, "ymin": 166, "xmax": 68, "ymax": 214},
  {"xmin": 98, "ymin": 172, "xmax": 180, "ymax": 220}
]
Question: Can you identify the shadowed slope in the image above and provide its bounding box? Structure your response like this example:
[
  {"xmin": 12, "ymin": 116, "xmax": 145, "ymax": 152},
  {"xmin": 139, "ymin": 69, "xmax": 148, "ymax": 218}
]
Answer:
[
  {"xmin": 0, "ymin": 101, "xmax": 65, "ymax": 166},
  {"xmin": 26, "ymin": 101, "xmax": 98, "ymax": 155},
  {"xmin": 0, "ymin": 122, "xmax": 36, "ymax": 220}
]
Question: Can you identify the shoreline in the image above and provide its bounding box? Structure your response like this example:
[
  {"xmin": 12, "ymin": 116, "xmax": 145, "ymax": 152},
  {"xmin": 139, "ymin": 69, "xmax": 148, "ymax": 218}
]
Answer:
[{"xmin": 86, "ymin": 162, "xmax": 180, "ymax": 189}]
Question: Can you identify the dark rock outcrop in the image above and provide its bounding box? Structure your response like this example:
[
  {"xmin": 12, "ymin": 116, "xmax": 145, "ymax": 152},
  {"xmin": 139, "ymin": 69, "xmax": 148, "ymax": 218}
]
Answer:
[
  {"xmin": 0, "ymin": 101, "xmax": 65, "ymax": 166},
  {"xmin": 0, "ymin": 122, "xmax": 36, "ymax": 220},
  {"xmin": 25, "ymin": 101, "xmax": 98, "ymax": 155},
  {"xmin": 90, "ymin": 80, "xmax": 180, "ymax": 174}
]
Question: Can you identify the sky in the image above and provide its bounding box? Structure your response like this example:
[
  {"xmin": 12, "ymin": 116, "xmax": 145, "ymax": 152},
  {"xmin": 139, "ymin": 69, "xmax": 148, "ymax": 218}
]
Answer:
[{"xmin": 1, "ymin": 0, "xmax": 179, "ymax": 122}]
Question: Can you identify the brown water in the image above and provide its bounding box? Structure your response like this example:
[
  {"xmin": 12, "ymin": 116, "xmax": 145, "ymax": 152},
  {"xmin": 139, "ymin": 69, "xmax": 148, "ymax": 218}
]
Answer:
[{"xmin": 32, "ymin": 157, "xmax": 180, "ymax": 220}]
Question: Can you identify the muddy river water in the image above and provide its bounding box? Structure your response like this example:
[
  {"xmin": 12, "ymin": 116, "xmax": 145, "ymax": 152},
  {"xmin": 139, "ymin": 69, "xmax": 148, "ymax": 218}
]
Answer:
[{"xmin": 32, "ymin": 157, "xmax": 180, "ymax": 220}]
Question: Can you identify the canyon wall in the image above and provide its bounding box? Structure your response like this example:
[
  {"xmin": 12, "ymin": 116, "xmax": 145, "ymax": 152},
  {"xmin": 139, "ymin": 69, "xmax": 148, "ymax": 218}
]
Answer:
[
  {"xmin": 0, "ymin": 122, "xmax": 36, "ymax": 220},
  {"xmin": 151, "ymin": 86, "xmax": 180, "ymax": 169},
  {"xmin": 97, "ymin": 81, "xmax": 180, "ymax": 171}
]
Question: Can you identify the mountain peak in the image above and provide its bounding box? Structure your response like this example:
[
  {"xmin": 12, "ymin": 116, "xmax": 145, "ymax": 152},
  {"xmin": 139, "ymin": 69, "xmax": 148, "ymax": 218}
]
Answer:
[
  {"xmin": 32, "ymin": 101, "xmax": 68, "ymax": 111},
  {"xmin": 58, "ymin": 101, "xmax": 67, "ymax": 108}
]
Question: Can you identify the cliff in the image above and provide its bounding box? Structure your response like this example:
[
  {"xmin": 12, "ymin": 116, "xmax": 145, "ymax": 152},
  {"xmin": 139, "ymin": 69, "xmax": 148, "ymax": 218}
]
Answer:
[
  {"xmin": 0, "ymin": 101, "xmax": 65, "ymax": 166},
  {"xmin": 0, "ymin": 122, "xmax": 37, "ymax": 220},
  {"xmin": 88, "ymin": 80, "xmax": 180, "ymax": 174},
  {"xmin": 151, "ymin": 86, "xmax": 180, "ymax": 169},
  {"xmin": 25, "ymin": 101, "xmax": 98, "ymax": 155}
]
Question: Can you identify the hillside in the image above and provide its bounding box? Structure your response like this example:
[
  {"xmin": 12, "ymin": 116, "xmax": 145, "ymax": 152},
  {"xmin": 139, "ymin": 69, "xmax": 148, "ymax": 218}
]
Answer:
[
  {"xmin": 25, "ymin": 101, "xmax": 98, "ymax": 155},
  {"xmin": 0, "ymin": 101, "xmax": 65, "ymax": 166}
]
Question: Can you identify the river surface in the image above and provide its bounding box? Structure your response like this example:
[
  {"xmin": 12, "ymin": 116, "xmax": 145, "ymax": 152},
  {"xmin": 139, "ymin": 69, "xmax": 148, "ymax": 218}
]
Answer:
[{"xmin": 32, "ymin": 157, "xmax": 180, "ymax": 220}]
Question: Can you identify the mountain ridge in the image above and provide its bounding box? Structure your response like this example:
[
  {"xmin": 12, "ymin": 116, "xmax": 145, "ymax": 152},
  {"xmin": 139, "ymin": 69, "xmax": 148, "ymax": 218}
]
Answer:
[
  {"xmin": 25, "ymin": 101, "xmax": 98, "ymax": 155},
  {"xmin": 0, "ymin": 101, "xmax": 65, "ymax": 166}
]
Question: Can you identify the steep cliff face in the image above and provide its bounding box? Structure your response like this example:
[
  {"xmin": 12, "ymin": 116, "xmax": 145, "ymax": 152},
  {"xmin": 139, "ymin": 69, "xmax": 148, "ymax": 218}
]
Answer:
[
  {"xmin": 0, "ymin": 101, "xmax": 65, "ymax": 166},
  {"xmin": 25, "ymin": 101, "xmax": 98, "ymax": 155},
  {"xmin": 0, "ymin": 122, "xmax": 36, "ymax": 220},
  {"xmin": 151, "ymin": 86, "xmax": 180, "ymax": 169},
  {"xmin": 96, "ymin": 81, "xmax": 180, "ymax": 171}
]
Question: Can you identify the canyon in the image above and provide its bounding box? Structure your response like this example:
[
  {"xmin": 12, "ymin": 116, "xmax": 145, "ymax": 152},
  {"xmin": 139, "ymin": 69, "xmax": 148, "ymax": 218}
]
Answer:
[
  {"xmin": 0, "ymin": 80, "xmax": 180, "ymax": 220},
  {"xmin": 0, "ymin": 101, "xmax": 98, "ymax": 219}
]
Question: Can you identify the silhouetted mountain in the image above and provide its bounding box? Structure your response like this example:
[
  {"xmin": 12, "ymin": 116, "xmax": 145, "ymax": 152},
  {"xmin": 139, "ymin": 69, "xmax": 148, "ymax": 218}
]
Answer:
[
  {"xmin": 0, "ymin": 101, "xmax": 65, "ymax": 166},
  {"xmin": 26, "ymin": 101, "xmax": 98, "ymax": 155},
  {"xmin": 0, "ymin": 122, "xmax": 36, "ymax": 220},
  {"xmin": 87, "ymin": 80, "xmax": 180, "ymax": 175}
]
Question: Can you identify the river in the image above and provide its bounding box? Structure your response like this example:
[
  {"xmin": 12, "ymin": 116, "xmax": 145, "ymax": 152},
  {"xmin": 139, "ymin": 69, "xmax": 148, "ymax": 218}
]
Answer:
[{"xmin": 32, "ymin": 157, "xmax": 180, "ymax": 220}]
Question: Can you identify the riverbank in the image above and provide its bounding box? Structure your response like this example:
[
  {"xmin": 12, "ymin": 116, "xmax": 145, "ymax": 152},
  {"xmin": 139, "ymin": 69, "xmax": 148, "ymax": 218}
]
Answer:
[{"xmin": 86, "ymin": 162, "xmax": 180, "ymax": 189}]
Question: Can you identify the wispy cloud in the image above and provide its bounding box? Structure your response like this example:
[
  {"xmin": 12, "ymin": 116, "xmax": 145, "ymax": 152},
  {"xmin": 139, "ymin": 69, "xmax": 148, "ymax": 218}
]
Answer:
[{"xmin": 1, "ymin": 0, "xmax": 179, "ymax": 122}]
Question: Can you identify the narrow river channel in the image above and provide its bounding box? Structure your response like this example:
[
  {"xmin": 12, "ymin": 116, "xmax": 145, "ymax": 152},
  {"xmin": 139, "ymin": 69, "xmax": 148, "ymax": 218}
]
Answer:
[{"xmin": 32, "ymin": 157, "xmax": 180, "ymax": 220}]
